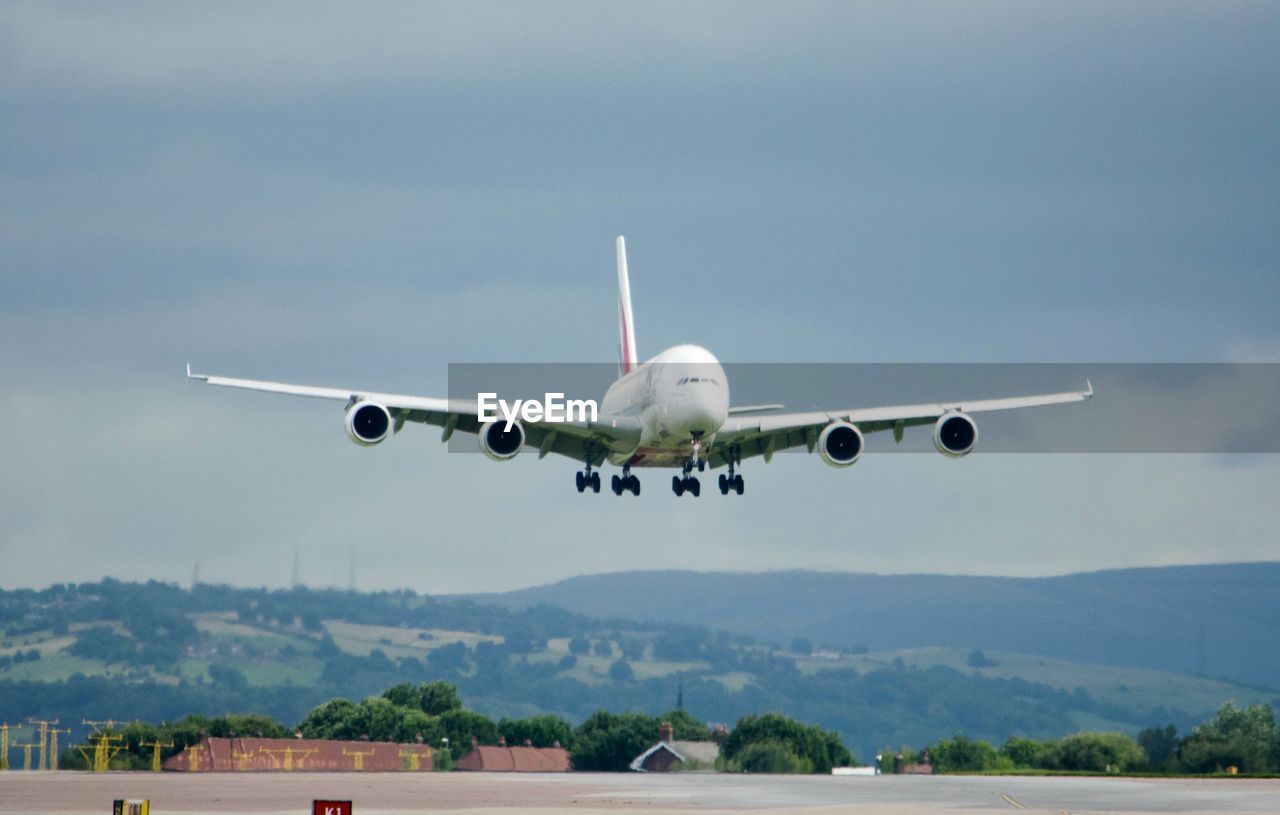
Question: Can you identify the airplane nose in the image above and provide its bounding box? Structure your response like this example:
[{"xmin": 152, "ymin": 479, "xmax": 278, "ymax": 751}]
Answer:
[{"xmin": 683, "ymin": 390, "xmax": 727, "ymax": 435}]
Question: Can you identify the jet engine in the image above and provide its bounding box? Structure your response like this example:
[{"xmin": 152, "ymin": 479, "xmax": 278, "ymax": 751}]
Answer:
[
  {"xmin": 818, "ymin": 421, "xmax": 864, "ymax": 467},
  {"xmin": 345, "ymin": 401, "xmax": 392, "ymax": 447},
  {"xmin": 933, "ymin": 412, "xmax": 978, "ymax": 457},
  {"xmin": 479, "ymin": 420, "xmax": 526, "ymax": 461}
]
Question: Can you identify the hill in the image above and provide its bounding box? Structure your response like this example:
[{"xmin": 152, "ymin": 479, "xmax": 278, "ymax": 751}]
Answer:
[
  {"xmin": 2, "ymin": 575, "xmax": 1275, "ymax": 761},
  {"xmin": 474, "ymin": 563, "xmax": 1280, "ymax": 688}
]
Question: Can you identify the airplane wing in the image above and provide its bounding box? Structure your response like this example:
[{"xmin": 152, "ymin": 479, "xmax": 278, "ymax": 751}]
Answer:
[
  {"xmin": 709, "ymin": 381, "xmax": 1093, "ymax": 466},
  {"xmin": 187, "ymin": 367, "xmax": 637, "ymax": 465}
]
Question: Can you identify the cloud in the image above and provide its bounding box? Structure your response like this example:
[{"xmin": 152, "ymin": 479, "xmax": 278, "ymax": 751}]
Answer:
[{"xmin": 1, "ymin": 2, "xmax": 1277, "ymax": 591}]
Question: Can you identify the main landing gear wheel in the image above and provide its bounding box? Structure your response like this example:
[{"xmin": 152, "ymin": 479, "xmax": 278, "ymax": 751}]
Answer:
[
  {"xmin": 673, "ymin": 475, "xmax": 700, "ymax": 497},
  {"xmin": 718, "ymin": 467, "xmax": 745, "ymax": 495},
  {"xmin": 612, "ymin": 471, "xmax": 640, "ymax": 496},
  {"xmin": 576, "ymin": 468, "xmax": 601, "ymax": 494}
]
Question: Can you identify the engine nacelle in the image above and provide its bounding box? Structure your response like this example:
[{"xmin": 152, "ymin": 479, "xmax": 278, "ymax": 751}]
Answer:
[
  {"xmin": 934, "ymin": 412, "xmax": 978, "ymax": 458},
  {"xmin": 479, "ymin": 420, "xmax": 525, "ymax": 461},
  {"xmin": 345, "ymin": 401, "xmax": 392, "ymax": 447},
  {"xmin": 818, "ymin": 421, "xmax": 864, "ymax": 467}
]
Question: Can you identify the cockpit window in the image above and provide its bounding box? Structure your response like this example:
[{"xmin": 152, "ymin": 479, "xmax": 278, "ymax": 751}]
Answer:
[{"xmin": 676, "ymin": 377, "xmax": 720, "ymax": 386}]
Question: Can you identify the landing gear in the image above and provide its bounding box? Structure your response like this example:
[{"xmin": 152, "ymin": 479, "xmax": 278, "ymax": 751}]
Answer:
[
  {"xmin": 673, "ymin": 459, "xmax": 701, "ymax": 497},
  {"xmin": 718, "ymin": 457, "xmax": 744, "ymax": 495},
  {"xmin": 612, "ymin": 466, "xmax": 640, "ymax": 496},
  {"xmin": 576, "ymin": 465, "xmax": 601, "ymax": 493},
  {"xmin": 672, "ymin": 475, "xmax": 700, "ymax": 496}
]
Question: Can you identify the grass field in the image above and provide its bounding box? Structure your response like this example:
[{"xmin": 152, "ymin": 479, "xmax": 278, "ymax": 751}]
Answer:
[{"xmin": 798, "ymin": 645, "xmax": 1276, "ymax": 713}]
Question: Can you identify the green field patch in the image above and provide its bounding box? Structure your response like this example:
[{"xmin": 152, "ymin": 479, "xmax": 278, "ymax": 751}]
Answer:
[
  {"xmin": 237, "ymin": 659, "xmax": 321, "ymax": 687},
  {"xmin": 629, "ymin": 658, "xmax": 710, "ymax": 680},
  {"xmin": 829, "ymin": 645, "xmax": 1273, "ymax": 716},
  {"xmin": 1, "ymin": 652, "xmax": 106, "ymax": 682},
  {"xmin": 322, "ymin": 621, "xmax": 501, "ymax": 659}
]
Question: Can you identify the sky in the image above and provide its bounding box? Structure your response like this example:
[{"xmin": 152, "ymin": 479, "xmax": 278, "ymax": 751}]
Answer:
[{"xmin": 1, "ymin": 2, "xmax": 1278, "ymax": 593}]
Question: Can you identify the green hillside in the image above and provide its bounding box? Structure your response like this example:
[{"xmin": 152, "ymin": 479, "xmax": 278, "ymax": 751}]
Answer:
[
  {"xmin": 480, "ymin": 563, "xmax": 1280, "ymax": 688},
  {"xmin": 3, "ymin": 578, "xmax": 1274, "ymax": 760}
]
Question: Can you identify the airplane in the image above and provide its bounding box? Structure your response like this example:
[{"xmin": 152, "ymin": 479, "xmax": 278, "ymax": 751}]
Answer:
[{"xmin": 188, "ymin": 236, "xmax": 1092, "ymax": 497}]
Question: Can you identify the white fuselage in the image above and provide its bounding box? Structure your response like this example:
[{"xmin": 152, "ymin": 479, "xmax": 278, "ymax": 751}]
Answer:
[{"xmin": 600, "ymin": 344, "xmax": 729, "ymax": 467}]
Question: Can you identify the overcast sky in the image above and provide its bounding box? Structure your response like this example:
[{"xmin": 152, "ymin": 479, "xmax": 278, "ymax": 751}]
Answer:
[{"xmin": 2, "ymin": 2, "xmax": 1278, "ymax": 593}]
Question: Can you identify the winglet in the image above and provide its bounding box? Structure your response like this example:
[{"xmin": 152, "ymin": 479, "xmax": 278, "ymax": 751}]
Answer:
[
  {"xmin": 186, "ymin": 362, "xmax": 208, "ymax": 383},
  {"xmin": 1084, "ymin": 378, "xmax": 1093, "ymax": 397}
]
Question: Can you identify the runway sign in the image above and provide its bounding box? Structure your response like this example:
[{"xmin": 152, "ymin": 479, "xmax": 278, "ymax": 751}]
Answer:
[
  {"xmin": 112, "ymin": 801, "xmax": 149, "ymax": 815},
  {"xmin": 313, "ymin": 801, "xmax": 352, "ymax": 815}
]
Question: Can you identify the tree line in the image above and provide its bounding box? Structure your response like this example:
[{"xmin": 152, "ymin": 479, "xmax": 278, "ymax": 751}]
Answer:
[
  {"xmin": 52, "ymin": 680, "xmax": 850, "ymax": 774},
  {"xmin": 895, "ymin": 702, "xmax": 1280, "ymax": 775}
]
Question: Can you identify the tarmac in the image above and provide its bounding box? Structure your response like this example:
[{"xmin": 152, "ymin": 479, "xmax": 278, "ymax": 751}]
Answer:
[{"xmin": 1, "ymin": 770, "xmax": 1278, "ymax": 815}]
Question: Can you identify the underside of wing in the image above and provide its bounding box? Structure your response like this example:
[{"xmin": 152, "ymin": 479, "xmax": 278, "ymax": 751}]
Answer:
[
  {"xmin": 188, "ymin": 367, "xmax": 633, "ymax": 465},
  {"xmin": 712, "ymin": 382, "xmax": 1092, "ymax": 466}
]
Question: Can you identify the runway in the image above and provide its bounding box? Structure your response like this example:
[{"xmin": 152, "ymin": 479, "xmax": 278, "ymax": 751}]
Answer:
[{"xmin": 1, "ymin": 770, "xmax": 1277, "ymax": 815}]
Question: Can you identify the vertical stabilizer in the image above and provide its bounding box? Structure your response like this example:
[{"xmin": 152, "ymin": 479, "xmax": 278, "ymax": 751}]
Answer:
[{"xmin": 616, "ymin": 235, "xmax": 638, "ymax": 376}]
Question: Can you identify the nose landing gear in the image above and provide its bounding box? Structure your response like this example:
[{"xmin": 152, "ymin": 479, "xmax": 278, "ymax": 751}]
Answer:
[{"xmin": 673, "ymin": 458, "xmax": 701, "ymax": 497}]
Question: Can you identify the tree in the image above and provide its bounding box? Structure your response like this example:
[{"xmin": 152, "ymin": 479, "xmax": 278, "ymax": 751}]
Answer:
[
  {"xmin": 1000, "ymin": 736, "xmax": 1049, "ymax": 768},
  {"xmin": 439, "ymin": 709, "xmax": 499, "ymax": 759},
  {"xmin": 608, "ymin": 659, "xmax": 634, "ymax": 682},
  {"xmin": 1179, "ymin": 702, "xmax": 1278, "ymax": 774},
  {"xmin": 927, "ymin": 735, "xmax": 1007, "ymax": 773},
  {"xmin": 1137, "ymin": 725, "xmax": 1179, "ymax": 769},
  {"xmin": 211, "ymin": 713, "xmax": 287, "ymax": 738},
  {"xmin": 298, "ymin": 698, "xmax": 360, "ymax": 739},
  {"xmin": 1047, "ymin": 732, "xmax": 1145, "ymax": 772},
  {"xmin": 417, "ymin": 681, "xmax": 463, "ymax": 716},
  {"xmin": 660, "ymin": 708, "xmax": 711, "ymax": 741},
  {"xmin": 571, "ymin": 711, "xmax": 658, "ymax": 771},
  {"xmin": 499, "ymin": 714, "xmax": 574, "ymax": 749},
  {"xmin": 568, "ymin": 635, "xmax": 591, "ymax": 656},
  {"xmin": 722, "ymin": 713, "xmax": 852, "ymax": 774},
  {"xmin": 426, "ymin": 642, "xmax": 469, "ymax": 675},
  {"xmin": 790, "ymin": 638, "xmax": 814, "ymax": 656},
  {"xmin": 619, "ymin": 638, "xmax": 646, "ymax": 660},
  {"xmin": 734, "ymin": 740, "xmax": 804, "ymax": 773},
  {"xmin": 967, "ymin": 649, "xmax": 997, "ymax": 669}
]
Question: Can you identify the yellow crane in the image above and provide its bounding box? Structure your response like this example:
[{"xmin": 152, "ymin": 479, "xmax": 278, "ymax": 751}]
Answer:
[
  {"xmin": 139, "ymin": 740, "xmax": 174, "ymax": 772},
  {"xmin": 19, "ymin": 742, "xmax": 39, "ymax": 771}
]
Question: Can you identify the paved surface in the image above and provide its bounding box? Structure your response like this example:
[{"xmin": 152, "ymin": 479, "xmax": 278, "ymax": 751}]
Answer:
[{"xmin": 0, "ymin": 771, "xmax": 1277, "ymax": 814}]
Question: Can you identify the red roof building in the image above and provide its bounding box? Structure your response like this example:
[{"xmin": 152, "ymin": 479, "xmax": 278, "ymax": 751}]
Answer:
[{"xmin": 455, "ymin": 739, "xmax": 571, "ymax": 772}]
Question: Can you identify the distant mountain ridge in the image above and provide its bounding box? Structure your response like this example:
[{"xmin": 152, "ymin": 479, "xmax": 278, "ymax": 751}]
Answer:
[{"xmin": 470, "ymin": 562, "xmax": 1280, "ymax": 689}]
